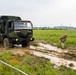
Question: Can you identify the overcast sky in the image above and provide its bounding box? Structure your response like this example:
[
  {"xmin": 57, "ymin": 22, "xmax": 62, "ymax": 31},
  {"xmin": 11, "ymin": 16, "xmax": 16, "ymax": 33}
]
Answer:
[{"xmin": 0, "ymin": 0, "xmax": 76, "ymax": 27}]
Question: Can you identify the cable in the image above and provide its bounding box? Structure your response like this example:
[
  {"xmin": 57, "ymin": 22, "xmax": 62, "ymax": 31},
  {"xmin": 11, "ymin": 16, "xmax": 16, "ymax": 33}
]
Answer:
[{"xmin": 0, "ymin": 60, "xmax": 28, "ymax": 75}]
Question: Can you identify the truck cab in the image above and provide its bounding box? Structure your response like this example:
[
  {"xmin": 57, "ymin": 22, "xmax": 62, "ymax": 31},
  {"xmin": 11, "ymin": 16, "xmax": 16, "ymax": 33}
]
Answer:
[{"xmin": 0, "ymin": 16, "xmax": 34, "ymax": 48}]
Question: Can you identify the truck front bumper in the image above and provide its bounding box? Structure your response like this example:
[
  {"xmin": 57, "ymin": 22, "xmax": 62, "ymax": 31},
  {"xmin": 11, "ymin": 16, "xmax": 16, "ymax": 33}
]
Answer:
[{"xmin": 9, "ymin": 37, "xmax": 35, "ymax": 44}]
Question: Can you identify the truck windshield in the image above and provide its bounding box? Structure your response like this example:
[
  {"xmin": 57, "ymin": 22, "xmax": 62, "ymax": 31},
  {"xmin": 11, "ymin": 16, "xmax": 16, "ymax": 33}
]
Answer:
[{"xmin": 14, "ymin": 22, "xmax": 33, "ymax": 29}]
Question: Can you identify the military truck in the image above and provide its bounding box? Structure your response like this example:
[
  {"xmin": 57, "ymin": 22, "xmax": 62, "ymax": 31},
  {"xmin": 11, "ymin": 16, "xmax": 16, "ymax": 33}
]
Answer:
[{"xmin": 0, "ymin": 16, "xmax": 34, "ymax": 48}]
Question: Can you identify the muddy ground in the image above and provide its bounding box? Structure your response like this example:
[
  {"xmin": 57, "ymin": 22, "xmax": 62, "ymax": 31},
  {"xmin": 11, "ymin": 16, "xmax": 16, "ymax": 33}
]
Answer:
[
  {"xmin": 0, "ymin": 42, "xmax": 75, "ymax": 61},
  {"xmin": 0, "ymin": 42, "xmax": 76, "ymax": 70}
]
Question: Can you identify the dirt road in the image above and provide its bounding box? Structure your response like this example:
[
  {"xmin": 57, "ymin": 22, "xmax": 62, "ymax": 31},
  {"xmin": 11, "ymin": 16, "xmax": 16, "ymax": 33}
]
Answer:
[{"xmin": 0, "ymin": 42, "xmax": 76, "ymax": 70}]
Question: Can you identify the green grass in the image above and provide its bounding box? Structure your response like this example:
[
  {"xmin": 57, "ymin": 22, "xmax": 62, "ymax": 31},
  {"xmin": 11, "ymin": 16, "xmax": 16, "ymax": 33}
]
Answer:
[
  {"xmin": 0, "ymin": 51, "xmax": 76, "ymax": 75},
  {"xmin": 33, "ymin": 30, "xmax": 76, "ymax": 49}
]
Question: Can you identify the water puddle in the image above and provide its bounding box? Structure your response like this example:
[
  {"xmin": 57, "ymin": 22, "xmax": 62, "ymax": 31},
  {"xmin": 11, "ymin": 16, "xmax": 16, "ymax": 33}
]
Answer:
[
  {"xmin": 10, "ymin": 42, "xmax": 76, "ymax": 70},
  {"xmin": 39, "ymin": 43, "xmax": 62, "ymax": 52},
  {"xmin": 31, "ymin": 51, "xmax": 76, "ymax": 70},
  {"xmin": 30, "ymin": 42, "xmax": 68, "ymax": 53},
  {"xmin": 30, "ymin": 42, "xmax": 76, "ymax": 70}
]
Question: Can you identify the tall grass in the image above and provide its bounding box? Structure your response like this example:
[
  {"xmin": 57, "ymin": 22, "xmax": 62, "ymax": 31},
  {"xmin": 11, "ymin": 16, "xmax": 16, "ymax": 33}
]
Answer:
[
  {"xmin": 0, "ymin": 51, "xmax": 76, "ymax": 75},
  {"xmin": 33, "ymin": 30, "xmax": 76, "ymax": 49}
]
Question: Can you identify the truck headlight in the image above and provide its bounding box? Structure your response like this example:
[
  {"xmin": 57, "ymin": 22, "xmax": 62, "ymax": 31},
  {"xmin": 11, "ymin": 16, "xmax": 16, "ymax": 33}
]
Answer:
[{"xmin": 16, "ymin": 39, "xmax": 18, "ymax": 41}]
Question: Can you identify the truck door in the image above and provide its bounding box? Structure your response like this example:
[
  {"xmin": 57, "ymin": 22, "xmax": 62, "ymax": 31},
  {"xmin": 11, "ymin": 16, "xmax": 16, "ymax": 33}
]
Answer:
[
  {"xmin": 5, "ymin": 22, "xmax": 13, "ymax": 35},
  {"xmin": 8, "ymin": 22, "xmax": 13, "ymax": 30}
]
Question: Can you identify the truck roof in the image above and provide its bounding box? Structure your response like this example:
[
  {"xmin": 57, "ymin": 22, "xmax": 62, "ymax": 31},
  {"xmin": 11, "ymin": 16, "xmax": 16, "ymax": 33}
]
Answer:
[
  {"xmin": 15, "ymin": 20, "xmax": 31, "ymax": 22},
  {"xmin": 0, "ymin": 15, "xmax": 21, "ymax": 21}
]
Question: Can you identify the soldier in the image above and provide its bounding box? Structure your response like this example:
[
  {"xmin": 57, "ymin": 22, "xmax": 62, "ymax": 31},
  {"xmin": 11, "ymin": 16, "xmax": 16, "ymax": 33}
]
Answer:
[{"xmin": 60, "ymin": 35, "xmax": 67, "ymax": 49}]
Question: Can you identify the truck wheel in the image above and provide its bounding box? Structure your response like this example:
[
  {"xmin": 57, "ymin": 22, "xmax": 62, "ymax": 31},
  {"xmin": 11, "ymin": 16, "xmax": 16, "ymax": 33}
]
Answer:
[
  {"xmin": 3, "ymin": 38, "xmax": 11, "ymax": 49},
  {"xmin": 22, "ymin": 41, "xmax": 30, "ymax": 47}
]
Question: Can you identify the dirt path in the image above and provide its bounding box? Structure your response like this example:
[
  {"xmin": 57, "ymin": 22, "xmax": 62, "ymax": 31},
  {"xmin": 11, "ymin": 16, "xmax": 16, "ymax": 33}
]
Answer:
[
  {"xmin": 30, "ymin": 42, "xmax": 76, "ymax": 61},
  {"xmin": 32, "ymin": 50, "xmax": 76, "ymax": 69},
  {"xmin": 0, "ymin": 42, "xmax": 76, "ymax": 70},
  {"xmin": 29, "ymin": 42, "xmax": 76, "ymax": 70},
  {"xmin": 8, "ymin": 48, "xmax": 76, "ymax": 70}
]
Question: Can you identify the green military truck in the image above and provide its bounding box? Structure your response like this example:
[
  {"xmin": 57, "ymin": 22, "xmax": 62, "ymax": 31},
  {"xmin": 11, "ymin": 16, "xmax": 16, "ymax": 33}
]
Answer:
[{"xmin": 0, "ymin": 16, "xmax": 34, "ymax": 48}]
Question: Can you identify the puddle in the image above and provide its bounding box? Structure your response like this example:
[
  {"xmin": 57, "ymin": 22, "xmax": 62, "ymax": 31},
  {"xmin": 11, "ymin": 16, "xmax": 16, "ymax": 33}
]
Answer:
[
  {"xmin": 39, "ymin": 43, "xmax": 69, "ymax": 53},
  {"xmin": 32, "ymin": 51, "xmax": 76, "ymax": 70},
  {"xmin": 30, "ymin": 45, "xmax": 45, "ymax": 50},
  {"xmin": 8, "ymin": 42, "xmax": 76, "ymax": 70},
  {"xmin": 30, "ymin": 42, "xmax": 68, "ymax": 53},
  {"xmin": 30, "ymin": 42, "xmax": 76, "ymax": 70}
]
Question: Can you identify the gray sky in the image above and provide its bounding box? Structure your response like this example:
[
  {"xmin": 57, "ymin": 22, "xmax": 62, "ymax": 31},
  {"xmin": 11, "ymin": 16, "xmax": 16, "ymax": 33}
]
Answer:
[{"xmin": 0, "ymin": 0, "xmax": 76, "ymax": 27}]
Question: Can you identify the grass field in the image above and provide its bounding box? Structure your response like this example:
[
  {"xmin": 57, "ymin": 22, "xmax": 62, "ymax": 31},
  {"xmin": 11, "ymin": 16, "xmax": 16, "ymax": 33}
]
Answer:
[
  {"xmin": 0, "ymin": 29, "xmax": 76, "ymax": 75},
  {"xmin": 33, "ymin": 30, "xmax": 76, "ymax": 49},
  {"xmin": 0, "ymin": 51, "xmax": 76, "ymax": 75}
]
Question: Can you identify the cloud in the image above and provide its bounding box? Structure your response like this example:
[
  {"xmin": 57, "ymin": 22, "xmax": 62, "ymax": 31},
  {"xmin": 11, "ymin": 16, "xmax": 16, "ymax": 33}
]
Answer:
[{"xmin": 0, "ymin": 0, "xmax": 76, "ymax": 27}]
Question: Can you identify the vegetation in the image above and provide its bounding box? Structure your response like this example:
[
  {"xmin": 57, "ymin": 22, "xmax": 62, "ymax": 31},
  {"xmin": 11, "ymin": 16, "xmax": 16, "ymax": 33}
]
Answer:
[
  {"xmin": 0, "ymin": 51, "xmax": 76, "ymax": 75},
  {"xmin": 33, "ymin": 30, "xmax": 76, "ymax": 49},
  {"xmin": 0, "ymin": 29, "xmax": 76, "ymax": 75}
]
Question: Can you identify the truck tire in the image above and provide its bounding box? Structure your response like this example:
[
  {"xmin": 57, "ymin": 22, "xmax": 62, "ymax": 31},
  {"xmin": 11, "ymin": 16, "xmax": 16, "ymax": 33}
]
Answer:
[
  {"xmin": 3, "ymin": 38, "xmax": 11, "ymax": 49},
  {"xmin": 22, "ymin": 41, "xmax": 30, "ymax": 47}
]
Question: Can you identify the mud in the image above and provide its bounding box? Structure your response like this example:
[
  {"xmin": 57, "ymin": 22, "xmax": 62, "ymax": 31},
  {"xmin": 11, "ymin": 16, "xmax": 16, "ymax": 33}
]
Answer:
[
  {"xmin": 0, "ymin": 42, "xmax": 76, "ymax": 70},
  {"xmin": 30, "ymin": 42, "xmax": 68, "ymax": 53},
  {"xmin": 29, "ymin": 42, "xmax": 76, "ymax": 69},
  {"xmin": 31, "ymin": 50, "xmax": 76, "ymax": 70}
]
